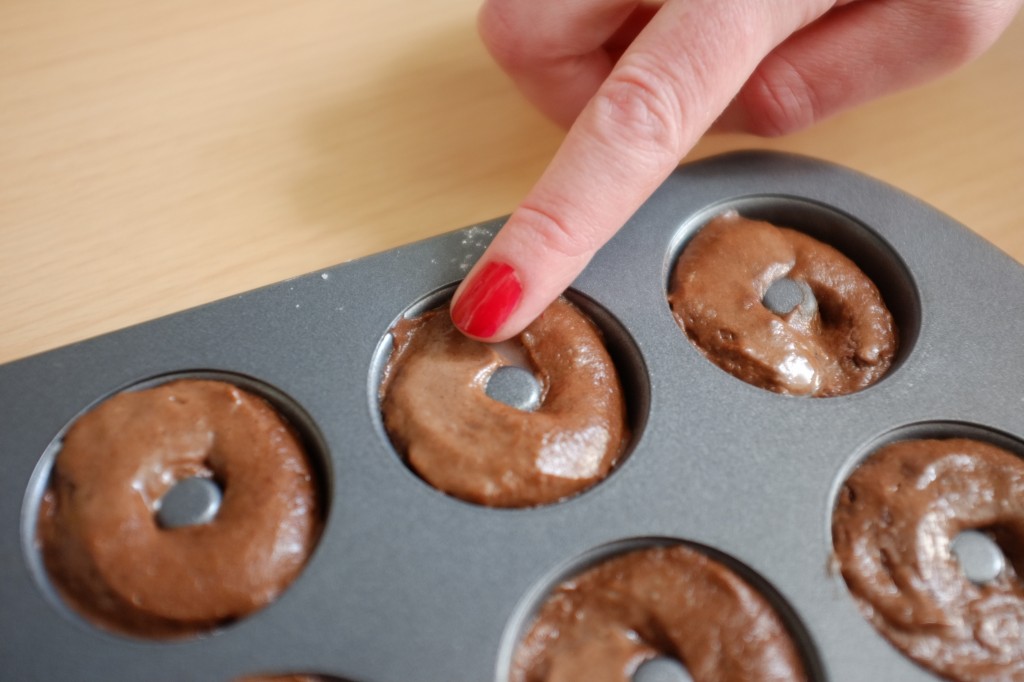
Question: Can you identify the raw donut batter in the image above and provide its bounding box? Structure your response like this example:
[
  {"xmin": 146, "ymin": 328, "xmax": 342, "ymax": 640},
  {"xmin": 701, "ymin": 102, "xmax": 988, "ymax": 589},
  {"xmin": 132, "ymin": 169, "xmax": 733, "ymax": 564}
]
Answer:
[
  {"xmin": 833, "ymin": 438, "xmax": 1024, "ymax": 681},
  {"xmin": 668, "ymin": 212, "xmax": 897, "ymax": 396},
  {"xmin": 511, "ymin": 545, "xmax": 808, "ymax": 681},
  {"xmin": 381, "ymin": 298, "xmax": 628, "ymax": 508},
  {"xmin": 37, "ymin": 379, "xmax": 322, "ymax": 638}
]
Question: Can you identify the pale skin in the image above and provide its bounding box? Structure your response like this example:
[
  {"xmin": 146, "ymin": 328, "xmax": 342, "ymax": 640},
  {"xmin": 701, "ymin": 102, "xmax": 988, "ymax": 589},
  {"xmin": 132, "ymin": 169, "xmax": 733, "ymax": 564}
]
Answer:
[{"xmin": 450, "ymin": 0, "xmax": 1023, "ymax": 341}]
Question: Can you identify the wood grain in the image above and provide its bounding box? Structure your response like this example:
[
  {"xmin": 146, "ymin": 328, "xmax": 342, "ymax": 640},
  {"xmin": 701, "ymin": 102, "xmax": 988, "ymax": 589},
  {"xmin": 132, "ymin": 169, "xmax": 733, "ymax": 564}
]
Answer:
[{"xmin": 1, "ymin": 1, "xmax": 1022, "ymax": 363}]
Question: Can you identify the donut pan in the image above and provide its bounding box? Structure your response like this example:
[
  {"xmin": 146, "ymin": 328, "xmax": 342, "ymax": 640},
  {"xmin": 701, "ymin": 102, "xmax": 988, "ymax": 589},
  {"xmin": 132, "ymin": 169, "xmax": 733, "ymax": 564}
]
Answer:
[{"xmin": 2, "ymin": 151, "xmax": 1023, "ymax": 681}]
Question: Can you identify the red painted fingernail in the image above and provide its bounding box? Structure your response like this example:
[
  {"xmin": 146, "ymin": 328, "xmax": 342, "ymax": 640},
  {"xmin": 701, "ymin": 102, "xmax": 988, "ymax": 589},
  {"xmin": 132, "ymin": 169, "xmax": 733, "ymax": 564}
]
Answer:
[{"xmin": 451, "ymin": 261, "xmax": 523, "ymax": 338}]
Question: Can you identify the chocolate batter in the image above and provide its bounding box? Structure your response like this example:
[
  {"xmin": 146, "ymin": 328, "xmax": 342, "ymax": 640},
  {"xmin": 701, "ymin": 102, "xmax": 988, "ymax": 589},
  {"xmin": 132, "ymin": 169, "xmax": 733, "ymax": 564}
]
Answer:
[
  {"xmin": 511, "ymin": 545, "xmax": 808, "ymax": 682},
  {"xmin": 668, "ymin": 212, "xmax": 897, "ymax": 396},
  {"xmin": 37, "ymin": 379, "xmax": 322, "ymax": 638},
  {"xmin": 833, "ymin": 438, "xmax": 1024, "ymax": 681},
  {"xmin": 380, "ymin": 298, "xmax": 628, "ymax": 508}
]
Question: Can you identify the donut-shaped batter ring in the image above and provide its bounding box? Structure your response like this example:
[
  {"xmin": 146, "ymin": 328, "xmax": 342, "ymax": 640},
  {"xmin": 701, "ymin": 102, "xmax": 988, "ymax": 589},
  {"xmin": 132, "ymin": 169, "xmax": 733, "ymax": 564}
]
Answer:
[
  {"xmin": 833, "ymin": 438, "xmax": 1024, "ymax": 681},
  {"xmin": 668, "ymin": 212, "xmax": 897, "ymax": 396},
  {"xmin": 380, "ymin": 298, "xmax": 628, "ymax": 508},
  {"xmin": 511, "ymin": 545, "xmax": 808, "ymax": 682},
  {"xmin": 37, "ymin": 379, "xmax": 321, "ymax": 638}
]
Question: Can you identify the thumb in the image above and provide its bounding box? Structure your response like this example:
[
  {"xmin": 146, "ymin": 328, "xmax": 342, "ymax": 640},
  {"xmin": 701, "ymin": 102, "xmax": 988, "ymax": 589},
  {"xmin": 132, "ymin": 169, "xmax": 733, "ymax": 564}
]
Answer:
[{"xmin": 451, "ymin": 0, "xmax": 833, "ymax": 341}]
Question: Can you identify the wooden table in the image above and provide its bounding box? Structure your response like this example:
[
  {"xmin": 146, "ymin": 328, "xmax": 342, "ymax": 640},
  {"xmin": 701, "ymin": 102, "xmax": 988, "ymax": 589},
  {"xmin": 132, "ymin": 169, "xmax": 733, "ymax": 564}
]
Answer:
[{"xmin": 2, "ymin": 1, "xmax": 1022, "ymax": 364}]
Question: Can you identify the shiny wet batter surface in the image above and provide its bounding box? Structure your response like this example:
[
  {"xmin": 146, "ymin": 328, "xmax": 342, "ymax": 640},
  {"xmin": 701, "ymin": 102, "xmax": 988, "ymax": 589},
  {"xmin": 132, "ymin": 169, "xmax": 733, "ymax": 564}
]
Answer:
[
  {"xmin": 37, "ymin": 379, "xmax": 322, "ymax": 638},
  {"xmin": 511, "ymin": 545, "xmax": 808, "ymax": 682},
  {"xmin": 833, "ymin": 438, "xmax": 1024, "ymax": 681},
  {"xmin": 668, "ymin": 212, "xmax": 897, "ymax": 396},
  {"xmin": 380, "ymin": 298, "xmax": 628, "ymax": 508}
]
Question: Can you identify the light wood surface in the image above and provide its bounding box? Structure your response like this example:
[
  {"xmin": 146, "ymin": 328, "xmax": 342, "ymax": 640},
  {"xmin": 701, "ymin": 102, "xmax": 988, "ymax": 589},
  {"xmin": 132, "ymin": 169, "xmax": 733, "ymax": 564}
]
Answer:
[{"xmin": 2, "ymin": 2, "xmax": 1022, "ymax": 364}]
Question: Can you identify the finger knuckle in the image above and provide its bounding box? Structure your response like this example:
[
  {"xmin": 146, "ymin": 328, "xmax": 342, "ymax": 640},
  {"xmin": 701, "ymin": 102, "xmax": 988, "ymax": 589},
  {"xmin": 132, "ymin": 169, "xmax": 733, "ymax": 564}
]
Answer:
[
  {"xmin": 591, "ymin": 60, "xmax": 686, "ymax": 156},
  {"xmin": 738, "ymin": 56, "xmax": 822, "ymax": 137},
  {"xmin": 515, "ymin": 204, "xmax": 597, "ymax": 261}
]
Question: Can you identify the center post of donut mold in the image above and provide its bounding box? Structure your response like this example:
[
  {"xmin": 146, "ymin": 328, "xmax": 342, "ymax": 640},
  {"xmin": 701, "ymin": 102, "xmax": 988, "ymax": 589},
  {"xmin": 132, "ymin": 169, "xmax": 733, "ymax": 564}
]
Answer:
[
  {"xmin": 762, "ymin": 276, "xmax": 817, "ymax": 317},
  {"xmin": 951, "ymin": 529, "xmax": 1006, "ymax": 585},
  {"xmin": 485, "ymin": 365, "xmax": 542, "ymax": 412},
  {"xmin": 632, "ymin": 656, "xmax": 693, "ymax": 682},
  {"xmin": 155, "ymin": 476, "xmax": 223, "ymax": 529},
  {"xmin": 484, "ymin": 339, "xmax": 542, "ymax": 412}
]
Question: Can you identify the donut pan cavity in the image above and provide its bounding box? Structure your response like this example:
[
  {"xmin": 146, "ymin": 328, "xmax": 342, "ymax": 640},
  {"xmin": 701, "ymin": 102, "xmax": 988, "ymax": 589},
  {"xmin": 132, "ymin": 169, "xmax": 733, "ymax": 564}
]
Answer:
[{"xmin": 2, "ymin": 151, "xmax": 1023, "ymax": 681}]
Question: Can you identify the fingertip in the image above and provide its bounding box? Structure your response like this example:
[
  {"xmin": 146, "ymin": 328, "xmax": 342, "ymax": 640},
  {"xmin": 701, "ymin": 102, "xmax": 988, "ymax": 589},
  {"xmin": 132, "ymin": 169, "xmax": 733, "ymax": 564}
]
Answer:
[
  {"xmin": 449, "ymin": 260, "xmax": 525, "ymax": 341},
  {"xmin": 449, "ymin": 228, "xmax": 587, "ymax": 343}
]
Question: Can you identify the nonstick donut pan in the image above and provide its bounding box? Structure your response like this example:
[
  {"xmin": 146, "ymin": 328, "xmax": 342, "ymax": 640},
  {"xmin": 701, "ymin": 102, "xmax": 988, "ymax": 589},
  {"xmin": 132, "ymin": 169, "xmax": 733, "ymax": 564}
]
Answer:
[{"xmin": 3, "ymin": 151, "xmax": 1023, "ymax": 681}]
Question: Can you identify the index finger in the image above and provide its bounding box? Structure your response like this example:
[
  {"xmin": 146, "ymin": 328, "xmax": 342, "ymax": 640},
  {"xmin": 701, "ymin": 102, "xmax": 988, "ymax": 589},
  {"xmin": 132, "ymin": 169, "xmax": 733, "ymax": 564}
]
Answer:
[{"xmin": 451, "ymin": 0, "xmax": 833, "ymax": 340}]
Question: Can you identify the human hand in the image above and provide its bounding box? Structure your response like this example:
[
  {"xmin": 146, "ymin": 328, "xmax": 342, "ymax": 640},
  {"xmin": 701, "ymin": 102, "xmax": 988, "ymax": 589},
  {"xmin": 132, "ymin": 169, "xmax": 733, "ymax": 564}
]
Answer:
[{"xmin": 449, "ymin": 0, "xmax": 1022, "ymax": 340}]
